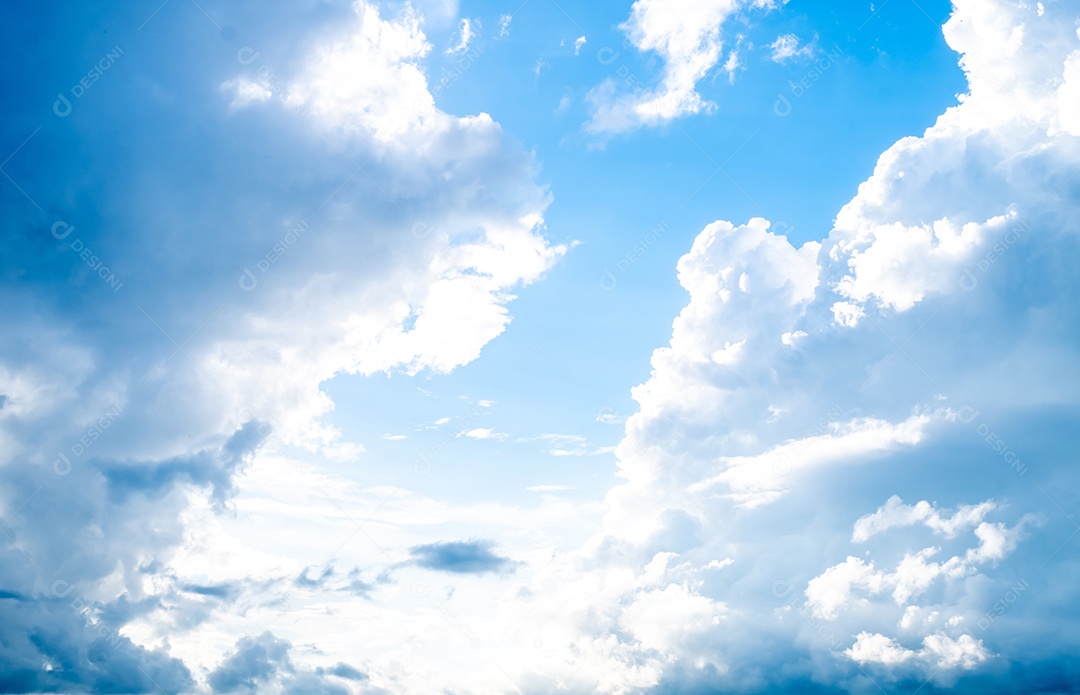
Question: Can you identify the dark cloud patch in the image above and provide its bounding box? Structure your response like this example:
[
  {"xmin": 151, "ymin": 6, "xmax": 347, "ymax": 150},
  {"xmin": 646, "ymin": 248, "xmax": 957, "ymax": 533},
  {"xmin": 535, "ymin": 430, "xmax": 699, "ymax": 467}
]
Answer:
[
  {"xmin": 296, "ymin": 565, "xmax": 334, "ymax": 588},
  {"xmin": 0, "ymin": 599, "xmax": 192, "ymax": 694},
  {"xmin": 97, "ymin": 593, "xmax": 161, "ymax": 628},
  {"xmin": 408, "ymin": 539, "xmax": 515, "ymax": 575},
  {"xmin": 98, "ymin": 422, "xmax": 265, "ymax": 505},
  {"xmin": 208, "ymin": 632, "xmax": 293, "ymax": 693},
  {"xmin": 320, "ymin": 662, "xmax": 368, "ymax": 681},
  {"xmin": 182, "ymin": 582, "xmax": 239, "ymax": 599},
  {"xmin": 281, "ymin": 672, "xmax": 351, "ymax": 695},
  {"xmin": 210, "ymin": 633, "xmax": 368, "ymax": 695},
  {"xmin": 341, "ymin": 567, "xmax": 378, "ymax": 598}
]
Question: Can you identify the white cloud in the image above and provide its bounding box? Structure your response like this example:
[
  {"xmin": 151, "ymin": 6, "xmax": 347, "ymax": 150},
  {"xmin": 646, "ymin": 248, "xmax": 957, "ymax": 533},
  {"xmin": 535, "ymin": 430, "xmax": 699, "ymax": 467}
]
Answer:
[
  {"xmin": 805, "ymin": 509, "xmax": 1030, "ymax": 622},
  {"xmin": 498, "ymin": 14, "xmax": 512, "ymax": 38},
  {"xmin": 381, "ymin": 433, "xmax": 407, "ymax": 441},
  {"xmin": 585, "ymin": 0, "xmax": 784, "ymax": 135},
  {"xmin": 562, "ymin": 0, "xmax": 1080, "ymax": 687},
  {"xmin": 689, "ymin": 414, "xmax": 931, "ymax": 508},
  {"xmin": 9, "ymin": 0, "xmax": 1080, "ymax": 692},
  {"xmin": 769, "ymin": 33, "xmax": 815, "ymax": 63},
  {"xmin": 446, "ymin": 17, "xmax": 475, "ymax": 54},
  {"xmin": 847, "ymin": 631, "xmax": 990, "ymax": 671},
  {"xmin": 595, "ymin": 410, "xmax": 624, "ymax": 425},
  {"xmin": 852, "ymin": 496, "xmax": 998, "ymax": 542},
  {"xmin": 0, "ymin": 0, "xmax": 566, "ymax": 688},
  {"xmin": 574, "ymin": 35, "xmax": 587, "ymax": 55},
  {"xmin": 461, "ymin": 427, "xmax": 508, "ymax": 440},
  {"xmin": 519, "ymin": 433, "xmax": 615, "ymax": 457},
  {"xmin": 721, "ymin": 44, "xmax": 741, "ymax": 83},
  {"xmin": 221, "ymin": 77, "xmax": 272, "ymax": 109}
]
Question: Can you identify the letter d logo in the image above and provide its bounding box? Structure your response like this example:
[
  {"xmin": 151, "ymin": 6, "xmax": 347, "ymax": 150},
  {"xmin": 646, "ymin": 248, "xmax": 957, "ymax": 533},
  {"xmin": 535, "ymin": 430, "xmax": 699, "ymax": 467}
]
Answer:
[
  {"xmin": 239, "ymin": 268, "xmax": 258, "ymax": 291},
  {"xmin": 53, "ymin": 452, "xmax": 72, "ymax": 475},
  {"xmin": 599, "ymin": 269, "xmax": 618, "ymax": 292},
  {"xmin": 53, "ymin": 93, "xmax": 73, "ymax": 118},
  {"xmin": 773, "ymin": 94, "xmax": 792, "ymax": 118}
]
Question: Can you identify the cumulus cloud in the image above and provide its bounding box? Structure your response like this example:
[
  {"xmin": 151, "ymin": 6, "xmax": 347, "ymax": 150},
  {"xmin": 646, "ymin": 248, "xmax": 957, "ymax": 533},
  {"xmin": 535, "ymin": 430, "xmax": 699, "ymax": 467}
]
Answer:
[
  {"xmin": 520, "ymin": 0, "xmax": 1080, "ymax": 690},
  {"xmin": 585, "ymin": 0, "xmax": 785, "ymax": 135},
  {"xmin": 847, "ymin": 630, "xmax": 990, "ymax": 671},
  {"xmin": 5, "ymin": 0, "xmax": 1080, "ymax": 692},
  {"xmin": 0, "ymin": 0, "xmax": 560, "ymax": 689}
]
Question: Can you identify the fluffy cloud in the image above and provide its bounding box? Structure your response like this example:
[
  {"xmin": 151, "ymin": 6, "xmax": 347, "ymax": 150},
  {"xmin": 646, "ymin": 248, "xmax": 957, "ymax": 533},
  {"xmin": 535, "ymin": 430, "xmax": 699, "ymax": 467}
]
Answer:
[
  {"xmin": 846, "ymin": 631, "xmax": 990, "ymax": 671},
  {"xmin": 586, "ymin": 0, "xmax": 785, "ymax": 135},
  {"xmin": 208, "ymin": 632, "xmax": 362, "ymax": 694},
  {"xmin": 4, "ymin": 0, "xmax": 1080, "ymax": 692},
  {"xmin": 852, "ymin": 495, "xmax": 999, "ymax": 542},
  {"xmin": 0, "ymin": 0, "xmax": 559, "ymax": 690},
  {"xmin": 769, "ymin": 33, "xmax": 816, "ymax": 63},
  {"xmin": 561, "ymin": 0, "xmax": 1080, "ymax": 690}
]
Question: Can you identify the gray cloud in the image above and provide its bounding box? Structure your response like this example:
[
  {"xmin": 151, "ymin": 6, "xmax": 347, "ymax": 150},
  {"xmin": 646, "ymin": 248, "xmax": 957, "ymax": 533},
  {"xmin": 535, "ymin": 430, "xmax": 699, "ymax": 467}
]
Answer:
[{"xmin": 409, "ymin": 539, "xmax": 515, "ymax": 574}]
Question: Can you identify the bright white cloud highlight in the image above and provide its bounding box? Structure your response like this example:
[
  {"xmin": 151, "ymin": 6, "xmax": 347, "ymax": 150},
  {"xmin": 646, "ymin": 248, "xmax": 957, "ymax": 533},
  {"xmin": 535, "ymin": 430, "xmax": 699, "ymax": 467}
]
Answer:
[
  {"xmin": 585, "ymin": 0, "xmax": 785, "ymax": 135},
  {"xmin": 769, "ymin": 33, "xmax": 816, "ymax": 62}
]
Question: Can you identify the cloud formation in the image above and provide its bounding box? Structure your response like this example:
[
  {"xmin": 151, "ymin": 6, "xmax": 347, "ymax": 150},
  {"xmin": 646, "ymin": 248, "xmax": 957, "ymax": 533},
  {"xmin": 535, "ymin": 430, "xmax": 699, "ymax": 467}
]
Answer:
[
  {"xmin": 491, "ymin": 1, "xmax": 1080, "ymax": 691},
  {"xmin": 586, "ymin": 0, "xmax": 785, "ymax": 135},
  {"xmin": 408, "ymin": 540, "xmax": 515, "ymax": 574},
  {"xmin": 0, "ymin": 0, "xmax": 559, "ymax": 690}
]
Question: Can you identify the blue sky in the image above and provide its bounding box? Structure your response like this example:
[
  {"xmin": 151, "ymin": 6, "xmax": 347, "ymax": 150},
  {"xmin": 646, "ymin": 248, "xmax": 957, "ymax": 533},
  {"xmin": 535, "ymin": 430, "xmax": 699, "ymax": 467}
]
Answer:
[{"xmin": 2, "ymin": 0, "xmax": 1080, "ymax": 693}]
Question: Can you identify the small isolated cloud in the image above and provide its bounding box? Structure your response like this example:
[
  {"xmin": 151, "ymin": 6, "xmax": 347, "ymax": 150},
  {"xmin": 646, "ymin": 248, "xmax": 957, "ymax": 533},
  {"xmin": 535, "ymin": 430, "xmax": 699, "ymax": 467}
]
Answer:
[
  {"xmin": 574, "ymin": 36, "xmax": 587, "ymax": 55},
  {"xmin": 769, "ymin": 33, "xmax": 816, "ymax": 63},
  {"xmin": 526, "ymin": 484, "xmax": 574, "ymax": 493},
  {"xmin": 447, "ymin": 18, "xmax": 476, "ymax": 54},
  {"xmin": 477, "ymin": 399, "xmax": 496, "ymax": 407},
  {"xmin": 595, "ymin": 409, "xmax": 625, "ymax": 425},
  {"xmin": 498, "ymin": 14, "xmax": 511, "ymax": 38},
  {"xmin": 460, "ymin": 427, "xmax": 508, "ymax": 440},
  {"xmin": 722, "ymin": 45, "xmax": 741, "ymax": 83},
  {"xmin": 518, "ymin": 433, "xmax": 613, "ymax": 456},
  {"xmin": 380, "ymin": 433, "xmax": 407, "ymax": 441},
  {"xmin": 182, "ymin": 582, "xmax": 239, "ymax": 600},
  {"xmin": 550, "ymin": 446, "xmax": 616, "ymax": 457},
  {"xmin": 408, "ymin": 540, "xmax": 514, "ymax": 574}
]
